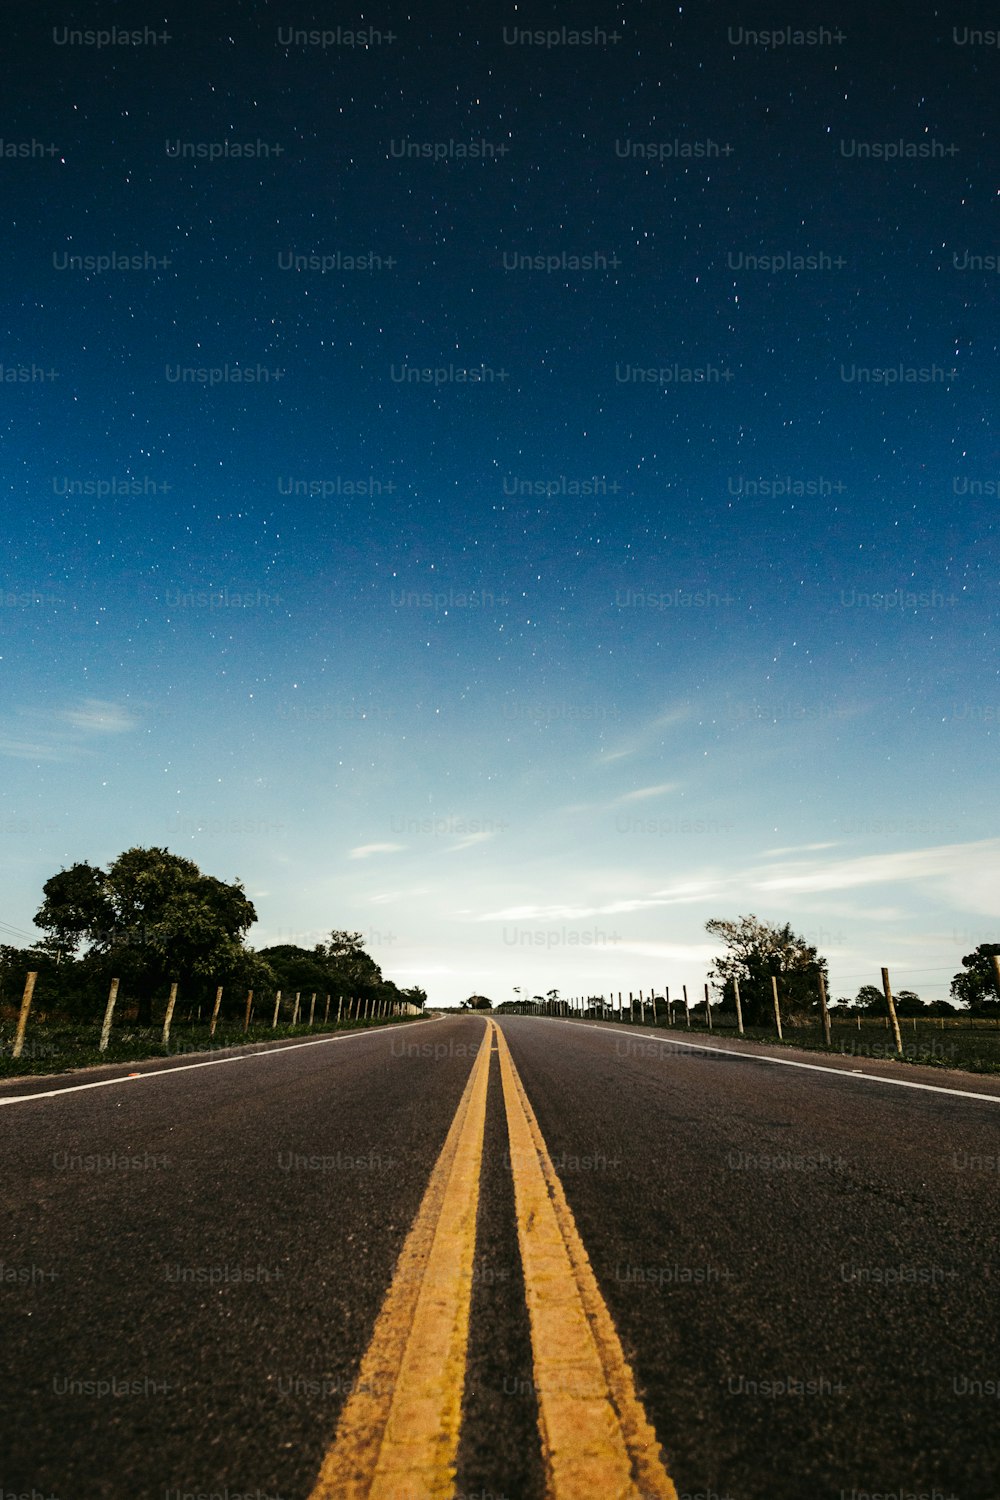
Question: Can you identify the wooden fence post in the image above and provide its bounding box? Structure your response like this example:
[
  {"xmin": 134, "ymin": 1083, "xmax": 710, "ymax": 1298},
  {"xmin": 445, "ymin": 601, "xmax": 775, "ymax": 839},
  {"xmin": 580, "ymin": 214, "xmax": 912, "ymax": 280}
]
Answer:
[
  {"xmin": 881, "ymin": 967, "xmax": 903, "ymax": 1056},
  {"xmin": 733, "ymin": 977, "xmax": 744, "ymax": 1036},
  {"xmin": 817, "ymin": 972, "xmax": 831, "ymax": 1046},
  {"xmin": 209, "ymin": 985, "xmax": 224, "ymax": 1038},
  {"xmin": 683, "ymin": 984, "xmax": 690, "ymax": 1027},
  {"xmin": 704, "ymin": 982, "xmax": 713, "ymax": 1031},
  {"xmin": 162, "ymin": 981, "xmax": 179, "ymax": 1046},
  {"xmin": 324, "ymin": 994, "xmax": 330, "ymax": 1023},
  {"xmin": 11, "ymin": 971, "xmax": 38, "ymax": 1059},
  {"xmin": 272, "ymin": 990, "xmax": 282, "ymax": 1028},
  {"xmin": 992, "ymin": 953, "xmax": 1000, "ymax": 1000},
  {"xmin": 770, "ymin": 975, "xmax": 783, "ymax": 1041},
  {"xmin": 308, "ymin": 992, "xmax": 316, "ymax": 1026},
  {"xmin": 336, "ymin": 995, "xmax": 343, "ymax": 1025},
  {"xmin": 98, "ymin": 977, "xmax": 120, "ymax": 1052},
  {"xmin": 242, "ymin": 989, "xmax": 253, "ymax": 1032}
]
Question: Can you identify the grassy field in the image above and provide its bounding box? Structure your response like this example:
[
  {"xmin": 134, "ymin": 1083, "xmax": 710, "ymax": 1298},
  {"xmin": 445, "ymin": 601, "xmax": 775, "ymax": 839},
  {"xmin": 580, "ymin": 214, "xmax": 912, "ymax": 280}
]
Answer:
[
  {"xmin": 606, "ymin": 1012, "xmax": 1000, "ymax": 1075},
  {"xmin": 0, "ymin": 1012, "xmax": 429, "ymax": 1079}
]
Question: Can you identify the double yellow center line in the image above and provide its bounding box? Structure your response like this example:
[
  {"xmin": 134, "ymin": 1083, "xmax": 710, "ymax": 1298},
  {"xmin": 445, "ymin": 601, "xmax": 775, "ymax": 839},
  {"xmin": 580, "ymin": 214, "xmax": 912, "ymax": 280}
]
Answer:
[{"xmin": 309, "ymin": 1019, "xmax": 677, "ymax": 1499}]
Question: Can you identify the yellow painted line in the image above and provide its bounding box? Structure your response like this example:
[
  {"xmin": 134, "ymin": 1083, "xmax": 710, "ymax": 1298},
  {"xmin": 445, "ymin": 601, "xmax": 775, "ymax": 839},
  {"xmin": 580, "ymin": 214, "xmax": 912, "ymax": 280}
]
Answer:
[
  {"xmin": 308, "ymin": 1017, "xmax": 493, "ymax": 1499},
  {"xmin": 494, "ymin": 1025, "xmax": 678, "ymax": 1500}
]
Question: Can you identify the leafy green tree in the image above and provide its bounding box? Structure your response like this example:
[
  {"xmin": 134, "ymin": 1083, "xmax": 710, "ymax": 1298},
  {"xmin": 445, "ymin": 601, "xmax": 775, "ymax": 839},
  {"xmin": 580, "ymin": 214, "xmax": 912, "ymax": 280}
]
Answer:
[
  {"xmin": 258, "ymin": 937, "xmax": 419, "ymax": 1018},
  {"xmin": 854, "ymin": 984, "xmax": 885, "ymax": 1012},
  {"xmin": 257, "ymin": 944, "xmax": 332, "ymax": 997},
  {"xmin": 316, "ymin": 930, "xmax": 384, "ymax": 995},
  {"xmin": 706, "ymin": 914, "xmax": 829, "ymax": 1027},
  {"xmin": 0, "ymin": 942, "xmax": 92, "ymax": 1016},
  {"xmin": 33, "ymin": 847, "xmax": 256, "ymax": 1023},
  {"xmin": 893, "ymin": 989, "xmax": 925, "ymax": 1017},
  {"xmin": 32, "ymin": 862, "xmax": 112, "ymax": 958},
  {"xmin": 950, "ymin": 944, "xmax": 1000, "ymax": 1011}
]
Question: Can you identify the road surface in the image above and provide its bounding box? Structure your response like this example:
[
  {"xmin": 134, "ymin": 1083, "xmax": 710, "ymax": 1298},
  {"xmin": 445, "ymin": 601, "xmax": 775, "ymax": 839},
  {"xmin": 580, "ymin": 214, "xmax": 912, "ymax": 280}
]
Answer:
[{"xmin": 1, "ymin": 1014, "xmax": 997, "ymax": 1498}]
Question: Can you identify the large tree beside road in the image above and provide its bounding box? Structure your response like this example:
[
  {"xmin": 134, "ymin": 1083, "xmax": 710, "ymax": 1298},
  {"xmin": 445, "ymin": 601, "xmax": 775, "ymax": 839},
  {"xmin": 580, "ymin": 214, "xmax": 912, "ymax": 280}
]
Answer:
[
  {"xmin": 705, "ymin": 913, "xmax": 829, "ymax": 1026},
  {"xmin": 33, "ymin": 847, "xmax": 258, "ymax": 1022}
]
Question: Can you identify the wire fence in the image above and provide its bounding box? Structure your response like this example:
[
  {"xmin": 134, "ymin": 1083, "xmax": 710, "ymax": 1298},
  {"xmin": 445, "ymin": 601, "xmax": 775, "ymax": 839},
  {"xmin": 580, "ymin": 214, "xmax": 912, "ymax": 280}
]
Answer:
[
  {"xmin": 0, "ymin": 970, "xmax": 425, "ymax": 1071},
  {"xmin": 500, "ymin": 981, "xmax": 1000, "ymax": 1073}
]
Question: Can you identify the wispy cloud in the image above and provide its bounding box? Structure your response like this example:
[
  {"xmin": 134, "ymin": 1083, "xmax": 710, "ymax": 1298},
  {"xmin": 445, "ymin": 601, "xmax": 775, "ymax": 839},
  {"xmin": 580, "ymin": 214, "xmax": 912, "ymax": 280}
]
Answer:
[
  {"xmin": 749, "ymin": 839, "xmax": 1000, "ymax": 896},
  {"xmin": 0, "ymin": 698, "xmax": 140, "ymax": 761},
  {"xmin": 446, "ymin": 830, "xmax": 496, "ymax": 852},
  {"xmin": 557, "ymin": 782, "xmax": 681, "ymax": 816},
  {"xmin": 613, "ymin": 939, "xmax": 719, "ymax": 962},
  {"xmin": 617, "ymin": 782, "xmax": 679, "ymax": 803},
  {"xmin": 349, "ymin": 842, "xmax": 406, "ymax": 860},
  {"xmin": 595, "ymin": 701, "xmax": 694, "ymax": 767},
  {"xmin": 476, "ymin": 884, "xmax": 725, "ymax": 922},
  {"xmin": 473, "ymin": 838, "xmax": 1000, "ymax": 928},
  {"xmin": 60, "ymin": 699, "xmax": 138, "ymax": 734},
  {"xmin": 760, "ymin": 842, "xmax": 841, "ymax": 857},
  {"xmin": 0, "ymin": 736, "xmax": 71, "ymax": 762}
]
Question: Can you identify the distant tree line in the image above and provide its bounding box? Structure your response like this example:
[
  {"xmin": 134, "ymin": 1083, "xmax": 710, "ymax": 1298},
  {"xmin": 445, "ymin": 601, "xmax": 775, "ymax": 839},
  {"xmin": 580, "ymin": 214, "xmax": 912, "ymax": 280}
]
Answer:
[
  {"xmin": 706, "ymin": 917, "xmax": 999, "ymax": 1021},
  {"xmin": 489, "ymin": 922, "xmax": 1000, "ymax": 1023},
  {"xmin": 0, "ymin": 847, "xmax": 426, "ymax": 1023}
]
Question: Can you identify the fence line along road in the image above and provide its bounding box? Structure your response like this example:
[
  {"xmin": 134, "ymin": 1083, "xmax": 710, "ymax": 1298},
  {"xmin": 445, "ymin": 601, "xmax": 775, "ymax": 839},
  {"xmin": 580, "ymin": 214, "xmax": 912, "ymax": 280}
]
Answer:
[
  {"xmin": 1, "ymin": 971, "xmax": 424, "ymax": 1067},
  {"xmin": 498, "ymin": 957, "xmax": 1000, "ymax": 1061}
]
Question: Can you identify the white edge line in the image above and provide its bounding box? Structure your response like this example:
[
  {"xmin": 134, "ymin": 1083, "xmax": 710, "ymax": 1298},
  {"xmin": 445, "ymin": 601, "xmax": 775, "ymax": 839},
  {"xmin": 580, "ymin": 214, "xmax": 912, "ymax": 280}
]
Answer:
[
  {"xmin": 0, "ymin": 1017, "xmax": 440, "ymax": 1107},
  {"xmin": 516, "ymin": 1016, "xmax": 1000, "ymax": 1106}
]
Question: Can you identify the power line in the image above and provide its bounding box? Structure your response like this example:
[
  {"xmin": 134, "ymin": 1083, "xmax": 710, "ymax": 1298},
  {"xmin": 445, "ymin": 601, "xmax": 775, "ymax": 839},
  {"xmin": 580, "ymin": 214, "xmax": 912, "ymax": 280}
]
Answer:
[{"xmin": 0, "ymin": 917, "xmax": 38, "ymax": 944}]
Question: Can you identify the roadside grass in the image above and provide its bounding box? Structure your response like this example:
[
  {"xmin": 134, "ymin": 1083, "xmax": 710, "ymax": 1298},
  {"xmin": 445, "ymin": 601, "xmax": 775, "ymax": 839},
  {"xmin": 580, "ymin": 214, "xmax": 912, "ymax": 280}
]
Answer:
[
  {"xmin": 575, "ymin": 1014, "xmax": 1000, "ymax": 1075},
  {"xmin": 0, "ymin": 1012, "xmax": 430, "ymax": 1079}
]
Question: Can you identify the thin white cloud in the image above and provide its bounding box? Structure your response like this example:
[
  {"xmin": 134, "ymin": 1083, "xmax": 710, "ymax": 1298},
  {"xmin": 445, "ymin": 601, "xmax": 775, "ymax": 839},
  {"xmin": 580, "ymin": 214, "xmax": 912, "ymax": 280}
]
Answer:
[
  {"xmin": 750, "ymin": 839, "xmax": 1000, "ymax": 896},
  {"xmin": 61, "ymin": 699, "xmax": 138, "ymax": 734},
  {"xmin": 0, "ymin": 698, "xmax": 139, "ymax": 761},
  {"xmin": 761, "ymin": 842, "xmax": 841, "ymax": 857},
  {"xmin": 558, "ymin": 782, "xmax": 681, "ymax": 816},
  {"xmin": 476, "ymin": 884, "xmax": 725, "ymax": 922},
  {"xmin": 596, "ymin": 747, "xmax": 635, "ymax": 765},
  {"xmin": 446, "ymin": 831, "xmax": 496, "ymax": 852},
  {"xmin": 472, "ymin": 838, "xmax": 1000, "ymax": 933},
  {"xmin": 349, "ymin": 842, "xmax": 406, "ymax": 860},
  {"xmin": 617, "ymin": 782, "xmax": 679, "ymax": 803},
  {"xmin": 369, "ymin": 887, "xmax": 430, "ymax": 903},
  {"xmin": 0, "ymin": 735, "xmax": 75, "ymax": 762},
  {"xmin": 594, "ymin": 702, "xmax": 695, "ymax": 766},
  {"xmin": 613, "ymin": 940, "xmax": 719, "ymax": 962}
]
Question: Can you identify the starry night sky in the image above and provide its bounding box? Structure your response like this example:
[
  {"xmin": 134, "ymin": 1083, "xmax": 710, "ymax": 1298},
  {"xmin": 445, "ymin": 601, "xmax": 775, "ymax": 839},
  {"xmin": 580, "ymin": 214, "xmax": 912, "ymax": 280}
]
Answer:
[{"xmin": 1, "ymin": 1, "xmax": 997, "ymax": 1005}]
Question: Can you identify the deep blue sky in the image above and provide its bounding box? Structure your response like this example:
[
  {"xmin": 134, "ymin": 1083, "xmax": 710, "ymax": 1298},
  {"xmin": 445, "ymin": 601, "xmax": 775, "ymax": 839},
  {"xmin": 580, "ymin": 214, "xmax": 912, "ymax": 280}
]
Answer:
[{"xmin": 1, "ymin": 1, "xmax": 997, "ymax": 1004}]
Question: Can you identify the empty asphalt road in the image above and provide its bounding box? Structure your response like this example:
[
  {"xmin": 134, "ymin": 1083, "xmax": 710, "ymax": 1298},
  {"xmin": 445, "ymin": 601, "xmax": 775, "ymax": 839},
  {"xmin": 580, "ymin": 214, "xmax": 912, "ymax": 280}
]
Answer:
[{"xmin": 2, "ymin": 1013, "xmax": 998, "ymax": 1499}]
